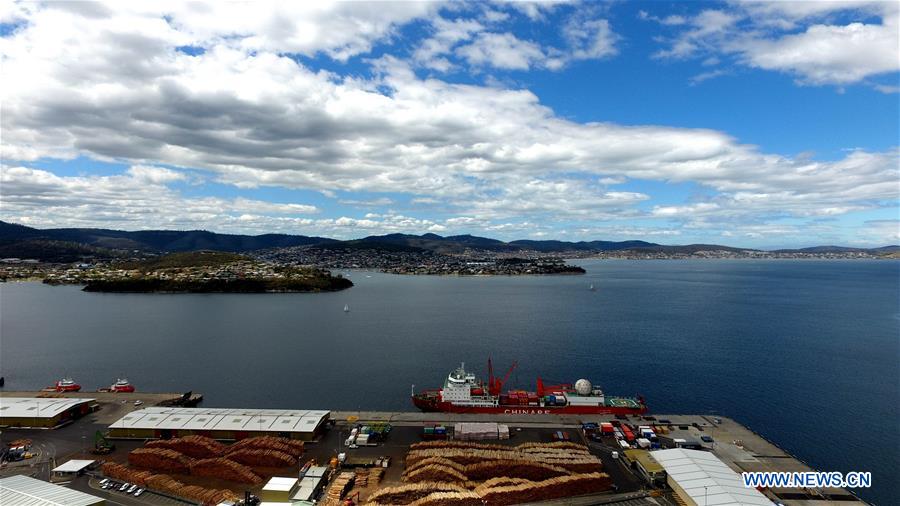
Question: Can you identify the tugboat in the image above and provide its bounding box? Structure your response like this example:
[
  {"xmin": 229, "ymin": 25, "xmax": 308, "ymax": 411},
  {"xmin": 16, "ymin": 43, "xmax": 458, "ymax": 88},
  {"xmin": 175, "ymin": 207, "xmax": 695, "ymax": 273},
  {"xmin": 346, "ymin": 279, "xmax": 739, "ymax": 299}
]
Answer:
[
  {"xmin": 110, "ymin": 378, "xmax": 136, "ymax": 393},
  {"xmin": 47, "ymin": 377, "xmax": 81, "ymax": 392},
  {"xmin": 412, "ymin": 359, "xmax": 647, "ymax": 415}
]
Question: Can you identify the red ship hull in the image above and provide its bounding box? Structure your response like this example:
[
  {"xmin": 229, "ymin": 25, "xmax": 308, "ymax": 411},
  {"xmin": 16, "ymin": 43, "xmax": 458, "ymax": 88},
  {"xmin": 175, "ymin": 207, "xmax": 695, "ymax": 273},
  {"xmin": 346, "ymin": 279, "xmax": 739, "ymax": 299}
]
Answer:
[{"xmin": 412, "ymin": 395, "xmax": 647, "ymax": 415}]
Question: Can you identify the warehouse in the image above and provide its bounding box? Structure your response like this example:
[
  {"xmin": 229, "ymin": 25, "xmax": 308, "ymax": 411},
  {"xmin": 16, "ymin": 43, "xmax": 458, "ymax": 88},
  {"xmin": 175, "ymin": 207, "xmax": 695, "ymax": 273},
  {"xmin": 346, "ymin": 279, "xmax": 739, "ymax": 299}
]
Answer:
[
  {"xmin": 623, "ymin": 449, "xmax": 666, "ymax": 484},
  {"xmin": 0, "ymin": 474, "xmax": 105, "ymax": 506},
  {"xmin": 652, "ymin": 448, "xmax": 773, "ymax": 506},
  {"xmin": 0, "ymin": 397, "xmax": 96, "ymax": 428},
  {"xmin": 107, "ymin": 406, "xmax": 330, "ymax": 441}
]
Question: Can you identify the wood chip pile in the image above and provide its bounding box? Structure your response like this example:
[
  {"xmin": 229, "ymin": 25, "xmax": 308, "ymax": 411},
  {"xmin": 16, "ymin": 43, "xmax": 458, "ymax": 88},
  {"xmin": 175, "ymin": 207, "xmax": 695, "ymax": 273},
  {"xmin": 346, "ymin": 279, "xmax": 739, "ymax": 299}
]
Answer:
[
  {"xmin": 190, "ymin": 457, "xmax": 263, "ymax": 485},
  {"xmin": 102, "ymin": 462, "xmax": 239, "ymax": 506},
  {"xmin": 226, "ymin": 436, "xmax": 304, "ymax": 457},
  {"xmin": 128, "ymin": 448, "xmax": 195, "ymax": 474},
  {"xmin": 367, "ymin": 441, "xmax": 611, "ymax": 505},
  {"xmin": 146, "ymin": 435, "xmax": 226, "ymax": 459}
]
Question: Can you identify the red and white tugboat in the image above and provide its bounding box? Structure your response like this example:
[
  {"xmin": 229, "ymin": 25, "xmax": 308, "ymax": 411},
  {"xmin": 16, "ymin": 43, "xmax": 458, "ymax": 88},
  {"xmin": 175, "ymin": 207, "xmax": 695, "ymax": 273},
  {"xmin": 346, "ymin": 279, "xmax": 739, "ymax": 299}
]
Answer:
[
  {"xmin": 110, "ymin": 378, "xmax": 135, "ymax": 393},
  {"xmin": 412, "ymin": 359, "xmax": 648, "ymax": 415},
  {"xmin": 47, "ymin": 377, "xmax": 81, "ymax": 392}
]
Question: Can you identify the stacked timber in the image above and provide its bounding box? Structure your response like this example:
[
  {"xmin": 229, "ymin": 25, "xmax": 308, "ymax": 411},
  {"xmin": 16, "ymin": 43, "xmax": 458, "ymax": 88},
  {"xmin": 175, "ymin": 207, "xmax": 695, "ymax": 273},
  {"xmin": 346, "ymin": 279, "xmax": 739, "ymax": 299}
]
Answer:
[
  {"xmin": 146, "ymin": 435, "xmax": 226, "ymax": 458},
  {"xmin": 369, "ymin": 467, "xmax": 385, "ymax": 486},
  {"xmin": 128, "ymin": 448, "xmax": 194, "ymax": 474},
  {"xmin": 226, "ymin": 448, "xmax": 297, "ymax": 467},
  {"xmin": 102, "ymin": 462, "xmax": 238, "ymax": 506},
  {"xmin": 323, "ymin": 471, "xmax": 355, "ymax": 503},
  {"xmin": 226, "ymin": 436, "xmax": 304, "ymax": 457},
  {"xmin": 366, "ymin": 483, "xmax": 470, "ymax": 504},
  {"xmin": 477, "ymin": 473, "xmax": 613, "ymax": 505},
  {"xmin": 190, "ymin": 458, "xmax": 263, "ymax": 484}
]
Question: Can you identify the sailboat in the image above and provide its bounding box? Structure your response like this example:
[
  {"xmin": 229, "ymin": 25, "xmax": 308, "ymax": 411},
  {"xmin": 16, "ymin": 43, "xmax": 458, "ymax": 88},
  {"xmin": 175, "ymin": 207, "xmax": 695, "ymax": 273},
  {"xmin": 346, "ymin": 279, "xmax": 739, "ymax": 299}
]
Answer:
[
  {"xmin": 589, "ymin": 284, "xmax": 596, "ymax": 291},
  {"xmin": 344, "ymin": 304, "xmax": 350, "ymax": 312}
]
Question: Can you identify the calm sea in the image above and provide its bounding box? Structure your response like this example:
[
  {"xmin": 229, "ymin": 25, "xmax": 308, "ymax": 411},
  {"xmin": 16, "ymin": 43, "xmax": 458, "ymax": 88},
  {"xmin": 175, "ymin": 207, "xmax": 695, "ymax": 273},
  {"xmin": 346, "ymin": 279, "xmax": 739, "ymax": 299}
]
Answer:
[{"xmin": 1, "ymin": 259, "xmax": 897, "ymax": 503}]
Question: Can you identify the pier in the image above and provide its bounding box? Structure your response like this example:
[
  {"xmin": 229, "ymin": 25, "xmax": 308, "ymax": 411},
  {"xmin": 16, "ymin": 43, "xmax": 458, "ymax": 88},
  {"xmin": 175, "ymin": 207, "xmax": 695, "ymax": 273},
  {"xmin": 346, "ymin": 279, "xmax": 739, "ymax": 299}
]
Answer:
[{"xmin": 0, "ymin": 393, "xmax": 868, "ymax": 505}]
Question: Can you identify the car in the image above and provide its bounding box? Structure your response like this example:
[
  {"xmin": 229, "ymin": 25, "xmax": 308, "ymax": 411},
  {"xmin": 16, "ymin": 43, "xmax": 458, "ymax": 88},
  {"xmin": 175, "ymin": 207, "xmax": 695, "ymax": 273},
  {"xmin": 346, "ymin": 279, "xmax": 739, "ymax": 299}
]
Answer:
[
  {"xmin": 134, "ymin": 488, "xmax": 144, "ymax": 497},
  {"xmin": 134, "ymin": 400, "xmax": 143, "ymax": 406},
  {"xmin": 127, "ymin": 484, "xmax": 137, "ymax": 493},
  {"xmin": 659, "ymin": 419, "xmax": 672, "ymax": 424},
  {"xmin": 99, "ymin": 479, "xmax": 109, "ymax": 486},
  {"xmin": 120, "ymin": 482, "xmax": 130, "ymax": 491},
  {"xmin": 701, "ymin": 435, "xmax": 715, "ymax": 443}
]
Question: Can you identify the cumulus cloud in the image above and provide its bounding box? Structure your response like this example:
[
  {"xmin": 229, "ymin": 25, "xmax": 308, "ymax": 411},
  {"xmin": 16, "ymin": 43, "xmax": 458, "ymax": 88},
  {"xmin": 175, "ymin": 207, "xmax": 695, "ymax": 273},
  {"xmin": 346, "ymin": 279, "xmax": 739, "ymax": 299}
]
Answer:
[
  {"xmin": 0, "ymin": 1, "xmax": 896, "ymax": 244},
  {"xmin": 0, "ymin": 165, "xmax": 318, "ymax": 230},
  {"xmin": 645, "ymin": 1, "xmax": 899, "ymax": 87}
]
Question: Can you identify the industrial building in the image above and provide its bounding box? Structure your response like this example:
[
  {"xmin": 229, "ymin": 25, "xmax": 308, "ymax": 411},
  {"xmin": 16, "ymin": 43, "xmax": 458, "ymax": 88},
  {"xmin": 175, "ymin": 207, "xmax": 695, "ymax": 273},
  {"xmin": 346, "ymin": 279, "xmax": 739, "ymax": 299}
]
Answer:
[
  {"xmin": 652, "ymin": 448, "xmax": 774, "ymax": 506},
  {"xmin": 623, "ymin": 449, "xmax": 666, "ymax": 484},
  {"xmin": 107, "ymin": 406, "xmax": 330, "ymax": 441},
  {"xmin": 293, "ymin": 466, "xmax": 329, "ymax": 503},
  {"xmin": 0, "ymin": 397, "xmax": 96, "ymax": 428},
  {"xmin": 260, "ymin": 476, "xmax": 299, "ymax": 503},
  {"xmin": 0, "ymin": 474, "xmax": 105, "ymax": 506}
]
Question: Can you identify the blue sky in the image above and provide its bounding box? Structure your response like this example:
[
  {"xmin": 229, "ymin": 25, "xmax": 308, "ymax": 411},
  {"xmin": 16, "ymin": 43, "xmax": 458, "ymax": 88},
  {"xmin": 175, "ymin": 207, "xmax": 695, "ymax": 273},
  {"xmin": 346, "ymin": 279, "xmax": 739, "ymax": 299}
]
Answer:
[{"xmin": 1, "ymin": 1, "xmax": 898, "ymax": 247}]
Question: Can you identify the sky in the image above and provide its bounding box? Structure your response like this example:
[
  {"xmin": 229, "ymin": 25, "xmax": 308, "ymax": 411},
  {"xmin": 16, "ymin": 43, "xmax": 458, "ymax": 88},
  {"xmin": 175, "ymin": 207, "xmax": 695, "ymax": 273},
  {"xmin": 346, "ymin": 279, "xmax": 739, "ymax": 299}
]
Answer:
[{"xmin": 0, "ymin": 1, "xmax": 898, "ymax": 248}]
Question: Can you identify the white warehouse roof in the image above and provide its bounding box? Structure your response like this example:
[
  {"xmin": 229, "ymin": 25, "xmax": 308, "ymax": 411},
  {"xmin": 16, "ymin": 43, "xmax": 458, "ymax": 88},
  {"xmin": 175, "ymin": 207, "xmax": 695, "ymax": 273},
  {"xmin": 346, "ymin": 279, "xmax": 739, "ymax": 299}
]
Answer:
[
  {"xmin": 109, "ymin": 406, "xmax": 329, "ymax": 433},
  {"xmin": 0, "ymin": 397, "xmax": 95, "ymax": 419},
  {"xmin": 0, "ymin": 475, "xmax": 104, "ymax": 506},
  {"xmin": 652, "ymin": 449, "xmax": 774, "ymax": 506},
  {"xmin": 52, "ymin": 459, "xmax": 95, "ymax": 473}
]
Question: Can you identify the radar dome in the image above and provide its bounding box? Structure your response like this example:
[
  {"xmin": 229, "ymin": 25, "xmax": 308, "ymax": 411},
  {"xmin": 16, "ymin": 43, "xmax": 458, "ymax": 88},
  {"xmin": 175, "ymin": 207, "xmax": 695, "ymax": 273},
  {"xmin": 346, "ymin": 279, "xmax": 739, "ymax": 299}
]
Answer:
[{"xmin": 574, "ymin": 379, "xmax": 592, "ymax": 395}]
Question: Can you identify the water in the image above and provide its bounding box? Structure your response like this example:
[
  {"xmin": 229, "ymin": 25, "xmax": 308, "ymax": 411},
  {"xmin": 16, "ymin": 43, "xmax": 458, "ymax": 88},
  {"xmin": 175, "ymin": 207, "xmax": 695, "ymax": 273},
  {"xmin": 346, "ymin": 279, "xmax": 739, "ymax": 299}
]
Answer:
[{"xmin": 1, "ymin": 259, "xmax": 897, "ymax": 503}]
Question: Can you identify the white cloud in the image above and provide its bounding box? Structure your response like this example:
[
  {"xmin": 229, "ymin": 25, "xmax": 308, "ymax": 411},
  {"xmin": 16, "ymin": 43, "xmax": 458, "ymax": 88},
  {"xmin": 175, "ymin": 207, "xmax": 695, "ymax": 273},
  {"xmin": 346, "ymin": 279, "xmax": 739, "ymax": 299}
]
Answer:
[
  {"xmin": 0, "ymin": 1, "xmax": 896, "ymax": 244},
  {"xmin": 645, "ymin": 1, "xmax": 899, "ymax": 87},
  {"xmin": 456, "ymin": 32, "xmax": 549, "ymax": 70}
]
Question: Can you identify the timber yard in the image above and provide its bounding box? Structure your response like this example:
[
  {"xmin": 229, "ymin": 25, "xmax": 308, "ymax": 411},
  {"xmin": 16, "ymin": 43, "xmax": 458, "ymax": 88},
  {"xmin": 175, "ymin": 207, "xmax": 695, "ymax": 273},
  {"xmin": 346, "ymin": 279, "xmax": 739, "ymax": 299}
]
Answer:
[{"xmin": 0, "ymin": 390, "xmax": 868, "ymax": 506}]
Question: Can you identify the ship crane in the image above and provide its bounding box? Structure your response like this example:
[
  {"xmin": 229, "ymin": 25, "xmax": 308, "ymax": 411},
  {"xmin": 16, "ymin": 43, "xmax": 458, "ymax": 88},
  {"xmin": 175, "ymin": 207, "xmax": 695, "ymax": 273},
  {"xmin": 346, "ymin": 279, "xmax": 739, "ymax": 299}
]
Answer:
[
  {"xmin": 487, "ymin": 358, "xmax": 517, "ymax": 396},
  {"xmin": 536, "ymin": 378, "xmax": 574, "ymax": 397}
]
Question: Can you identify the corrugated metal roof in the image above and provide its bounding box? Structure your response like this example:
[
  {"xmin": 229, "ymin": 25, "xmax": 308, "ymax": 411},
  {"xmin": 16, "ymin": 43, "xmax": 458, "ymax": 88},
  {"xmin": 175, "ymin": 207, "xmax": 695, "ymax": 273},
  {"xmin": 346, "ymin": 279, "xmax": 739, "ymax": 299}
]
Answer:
[
  {"xmin": 51, "ymin": 459, "xmax": 95, "ymax": 473},
  {"xmin": 109, "ymin": 407, "xmax": 329, "ymax": 434},
  {"xmin": 0, "ymin": 475, "xmax": 103, "ymax": 506},
  {"xmin": 0, "ymin": 397, "xmax": 95, "ymax": 419},
  {"xmin": 652, "ymin": 449, "xmax": 774, "ymax": 506}
]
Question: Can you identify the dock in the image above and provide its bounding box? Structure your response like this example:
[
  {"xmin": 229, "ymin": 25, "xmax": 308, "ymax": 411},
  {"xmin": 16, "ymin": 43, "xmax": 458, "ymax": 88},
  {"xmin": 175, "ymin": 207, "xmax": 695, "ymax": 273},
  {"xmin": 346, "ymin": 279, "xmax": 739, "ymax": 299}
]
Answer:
[{"xmin": 0, "ymin": 394, "xmax": 869, "ymax": 505}]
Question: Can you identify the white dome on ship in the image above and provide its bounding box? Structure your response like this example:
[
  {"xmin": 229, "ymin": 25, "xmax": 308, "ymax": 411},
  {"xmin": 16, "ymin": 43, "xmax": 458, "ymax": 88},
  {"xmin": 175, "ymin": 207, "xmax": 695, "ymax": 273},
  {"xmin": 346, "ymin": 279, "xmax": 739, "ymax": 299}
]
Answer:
[{"xmin": 574, "ymin": 379, "xmax": 592, "ymax": 395}]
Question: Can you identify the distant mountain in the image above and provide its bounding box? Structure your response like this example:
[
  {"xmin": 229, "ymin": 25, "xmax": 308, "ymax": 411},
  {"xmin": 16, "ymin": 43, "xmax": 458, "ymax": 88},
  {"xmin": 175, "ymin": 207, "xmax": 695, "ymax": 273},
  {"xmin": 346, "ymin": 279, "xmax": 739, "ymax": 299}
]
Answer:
[
  {"xmin": 0, "ymin": 221, "xmax": 896, "ymax": 259},
  {"xmin": 509, "ymin": 239, "xmax": 659, "ymax": 252},
  {"xmin": 772, "ymin": 245, "xmax": 900, "ymax": 254},
  {"xmin": 0, "ymin": 221, "xmax": 334, "ymax": 253}
]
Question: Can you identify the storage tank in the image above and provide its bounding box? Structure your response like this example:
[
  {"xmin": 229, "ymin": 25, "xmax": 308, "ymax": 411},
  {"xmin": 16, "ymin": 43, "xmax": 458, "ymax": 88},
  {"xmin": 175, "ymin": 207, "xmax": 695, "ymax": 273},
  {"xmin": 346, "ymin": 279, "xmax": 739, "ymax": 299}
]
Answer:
[{"xmin": 574, "ymin": 379, "xmax": 592, "ymax": 395}]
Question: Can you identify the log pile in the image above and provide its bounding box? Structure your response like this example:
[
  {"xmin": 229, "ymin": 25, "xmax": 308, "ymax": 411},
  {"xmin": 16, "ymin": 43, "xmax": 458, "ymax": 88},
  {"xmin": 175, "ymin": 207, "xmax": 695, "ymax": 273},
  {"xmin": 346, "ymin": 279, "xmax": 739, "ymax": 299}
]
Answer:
[
  {"xmin": 128, "ymin": 448, "xmax": 194, "ymax": 474},
  {"xmin": 322, "ymin": 471, "xmax": 355, "ymax": 504},
  {"xmin": 477, "ymin": 472, "xmax": 613, "ymax": 505},
  {"xmin": 369, "ymin": 467, "xmax": 385, "ymax": 486},
  {"xmin": 190, "ymin": 458, "xmax": 263, "ymax": 485},
  {"xmin": 226, "ymin": 448, "xmax": 297, "ymax": 467},
  {"xmin": 403, "ymin": 463, "xmax": 468, "ymax": 483},
  {"xmin": 102, "ymin": 462, "xmax": 239, "ymax": 506},
  {"xmin": 403, "ymin": 491, "xmax": 483, "ymax": 506},
  {"xmin": 101, "ymin": 462, "xmax": 153, "ymax": 486},
  {"xmin": 146, "ymin": 435, "xmax": 226, "ymax": 459},
  {"xmin": 226, "ymin": 436, "xmax": 304, "ymax": 457},
  {"xmin": 366, "ymin": 483, "xmax": 470, "ymax": 504},
  {"xmin": 365, "ymin": 442, "xmax": 612, "ymax": 505}
]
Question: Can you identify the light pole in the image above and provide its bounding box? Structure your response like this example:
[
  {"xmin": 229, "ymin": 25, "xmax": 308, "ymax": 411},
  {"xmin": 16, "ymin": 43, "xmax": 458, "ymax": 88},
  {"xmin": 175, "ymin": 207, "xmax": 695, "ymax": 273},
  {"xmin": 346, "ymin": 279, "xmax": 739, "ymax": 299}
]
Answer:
[{"xmin": 704, "ymin": 485, "xmax": 708, "ymax": 506}]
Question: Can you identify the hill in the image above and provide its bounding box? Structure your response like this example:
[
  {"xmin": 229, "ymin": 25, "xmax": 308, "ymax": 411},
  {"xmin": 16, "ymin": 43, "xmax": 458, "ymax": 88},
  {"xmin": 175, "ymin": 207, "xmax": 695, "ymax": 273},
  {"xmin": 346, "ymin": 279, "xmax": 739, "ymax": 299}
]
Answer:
[
  {"xmin": 0, "ymin": 221, "xmax": 334, "ymax": 253},
  {"xmin": 1, "ymin": 221, "xmax": 896, "ymax": 258}
]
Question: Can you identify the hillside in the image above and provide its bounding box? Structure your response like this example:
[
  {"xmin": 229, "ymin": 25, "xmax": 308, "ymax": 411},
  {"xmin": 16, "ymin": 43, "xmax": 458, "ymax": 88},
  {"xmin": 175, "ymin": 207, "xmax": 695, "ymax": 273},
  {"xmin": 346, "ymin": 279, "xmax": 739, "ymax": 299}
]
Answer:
[{"xmin": 1, "ymin": 221, "xmax": 897, "ymax": 258}]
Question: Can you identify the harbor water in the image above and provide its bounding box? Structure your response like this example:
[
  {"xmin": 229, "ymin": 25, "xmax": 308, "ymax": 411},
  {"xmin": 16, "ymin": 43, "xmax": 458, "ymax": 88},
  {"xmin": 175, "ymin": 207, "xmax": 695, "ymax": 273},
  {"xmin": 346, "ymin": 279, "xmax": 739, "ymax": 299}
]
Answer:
[{"xmin": 1, "ymin": 259, "xmax": 897, "ymax": 503}]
